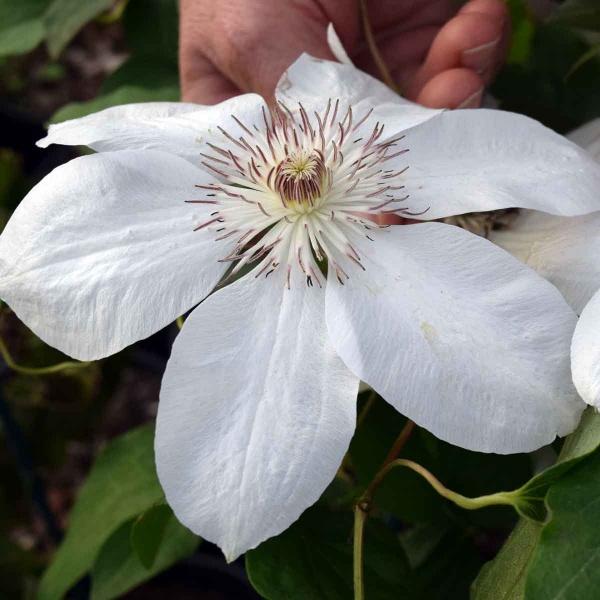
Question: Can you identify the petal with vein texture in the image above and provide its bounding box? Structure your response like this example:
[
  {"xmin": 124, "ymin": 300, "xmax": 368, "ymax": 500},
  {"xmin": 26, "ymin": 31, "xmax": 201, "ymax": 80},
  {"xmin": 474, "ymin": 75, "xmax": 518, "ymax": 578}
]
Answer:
[
  {"xmin": 490, "ymin": 210, "xmax": 600, "ymax": 314},
  {"xmin": 395, "ymin": 110, "xmax": 600, "ymax": 219},
  {"xmin": 276, "ymin": 55, "xmax": 442, "ymax": 133},
  {"xmin": 326, "ymin": 223, "xmax": 583, "ymax": 453},
  {"xmin": 567, "ymin": 118, "xmax": 600, "ymax": 161},
  {"xmin": 0, "ymin": 150, "xmax": 232, "ymax": 360},
  {"xmin": 156, "ymin": 267, "xmax": 359, "ymax": 561},
  {"xmin": 37, "ymin": 95, "xmax": 268, "ymax": 167},
  {"xmin": 572, "ymin": 289, "xmax": 600, "ymax": 407}
]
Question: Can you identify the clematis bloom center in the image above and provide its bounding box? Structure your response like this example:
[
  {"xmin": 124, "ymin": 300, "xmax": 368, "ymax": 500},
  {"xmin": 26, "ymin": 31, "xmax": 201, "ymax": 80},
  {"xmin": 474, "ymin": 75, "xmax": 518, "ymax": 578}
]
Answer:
[
  {"xmin": 275, "ymin": 149, "xmax": 328, "ymax": 212},
  {"xmin": 189, "ymin": 101, "xmax": 417, "ymax": 287}
]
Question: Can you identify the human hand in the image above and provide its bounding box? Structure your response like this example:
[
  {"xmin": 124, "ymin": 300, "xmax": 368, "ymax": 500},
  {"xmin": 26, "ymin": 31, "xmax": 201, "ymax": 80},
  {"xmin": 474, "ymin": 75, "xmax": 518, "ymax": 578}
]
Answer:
[{"xmin": 179, "ymin": 0, "xmax": 510, "ymax": 108}]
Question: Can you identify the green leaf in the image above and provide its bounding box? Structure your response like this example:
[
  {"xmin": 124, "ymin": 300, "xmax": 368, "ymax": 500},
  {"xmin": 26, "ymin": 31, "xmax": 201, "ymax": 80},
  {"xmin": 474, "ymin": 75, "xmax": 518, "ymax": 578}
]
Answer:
[
  {"xmin": 50, "ymin": 57, "xmax": 180, "ymax": 124},
  {"xmin": 130, "ymin": 504, "xmax": 172, "ymax": 569},
  {"xmin": 37, "ymin": 425, "xmax": 165, "ymax": 600},
  {"xmin": 525, "ymin": 449, "xmax": 600, "ymax": 599},
  {"xmin": 91, "ymin": 510, "xmax": 199, "ymax": 600},
  {"xmin": 492, "ymin": 25, "xmax": 600, "ymax": 132},
  {"xmin": 0, "ymin": 0, "xmax": 50, "ymax": 56},
  {"xmin": 514, "ymin": 406, "xmax": 600, "ymax": 519},
  {"xmin": 550, "ymin": 0, "xmax": 600, "ymax": 32},
  {"xmin": 471, "ymin": 407, "xmax": 600, "ymax": 599},
  {"xmin": 506, "ymin": 0, "xmax": 536, "ymax": 65},
  {"xmin": 400, "ymin": 524, "xmax": 485, "ymax": 599},
  {"xmin": 559, "ymin": 406, "xmax": 600, "ymax": 460},
  {"xmin": 123, "ymin": 0, "xmax": 179, "ymax": 65},
  {"xmin": 471, "ymin": 520, "xmax": 542, "ymax": 600},
  {"xmin": 512, "ymin": 459, "xmax": 589, "ymax": 521},
  {"xmin": 246, "ymin": 505, "xmax": 413, "ymax": 600},
  {"xmin": 43, "ymin": 0, "xmax": 115, "ymax": 58}
]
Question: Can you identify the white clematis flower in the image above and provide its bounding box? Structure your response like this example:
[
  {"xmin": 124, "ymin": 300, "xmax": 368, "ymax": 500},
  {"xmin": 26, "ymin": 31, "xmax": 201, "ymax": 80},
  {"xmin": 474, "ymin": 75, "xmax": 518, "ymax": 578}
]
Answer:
[
  {"xmin": 2, "ymin": 56, "xmax": 600, "ymax": 560},
  {"xmin": 491, "ymin": 119, "xmax": 600, "ymax": 410}
]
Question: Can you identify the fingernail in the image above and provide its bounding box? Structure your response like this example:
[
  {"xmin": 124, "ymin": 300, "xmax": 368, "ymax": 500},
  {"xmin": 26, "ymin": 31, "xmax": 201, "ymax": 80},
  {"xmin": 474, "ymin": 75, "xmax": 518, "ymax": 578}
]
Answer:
[
  {"xmin": 456, "ymin": 87, "xmax": 484, "ymax": 110},
  {"xmin": 461, "ymin": 35, "xmax": 501, "ymax": 74}
]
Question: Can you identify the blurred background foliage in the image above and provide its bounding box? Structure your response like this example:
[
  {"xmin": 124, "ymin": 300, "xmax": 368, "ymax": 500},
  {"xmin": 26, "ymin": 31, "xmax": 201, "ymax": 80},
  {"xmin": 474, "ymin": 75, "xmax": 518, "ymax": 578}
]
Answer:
[{"xmin": 1, "ymin": 0, "xmax": 600, "ymax": 599}]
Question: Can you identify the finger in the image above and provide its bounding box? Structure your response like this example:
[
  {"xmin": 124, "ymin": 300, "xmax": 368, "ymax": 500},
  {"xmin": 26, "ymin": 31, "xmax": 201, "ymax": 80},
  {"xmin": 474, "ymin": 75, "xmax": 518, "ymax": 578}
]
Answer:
[
  {"xmin": 460, "ymin": 0, "xmax": 511, "ymax": 76},
  {"xmin": 416, "ymin": 68, "xmax": 484, "ymax": 109},
  {"xmin": 354, "ymin": 26, "xmax": 439, "ymax": 91},
  {"xmin": 184, "ymin": 0, "xmax": 356, "ymax": 102},
  {"xmin": 405, "ymin": 6, "xmax": 507, "ymax": 100},
  {"xmin": 179, "ymin": 1, "xmax": 242, "ymax": 104},
  {"xmin": 180, "ymin": 51, "xmax": 241, "ymax": 105},
  {"xmin": 352, "ymin": 0, "xmax": 455, "ymax": 89}
]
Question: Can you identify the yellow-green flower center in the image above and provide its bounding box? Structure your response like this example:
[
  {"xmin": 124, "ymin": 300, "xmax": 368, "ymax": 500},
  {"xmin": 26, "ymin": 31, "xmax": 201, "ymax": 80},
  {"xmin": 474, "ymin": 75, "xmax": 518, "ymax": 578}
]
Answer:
[{"xmin": 274, "ymin": 149, "xmax": 329, "ymax": 213}]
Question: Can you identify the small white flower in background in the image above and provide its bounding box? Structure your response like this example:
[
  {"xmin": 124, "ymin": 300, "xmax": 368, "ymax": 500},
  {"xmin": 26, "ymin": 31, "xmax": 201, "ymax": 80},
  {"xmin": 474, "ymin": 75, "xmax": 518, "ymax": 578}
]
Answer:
[
  {"xmin": 2, "ymin": 54, "xmax": 600, "ymax": 560},
  {"xmin": 491, "ymin": 119, "xmax": 600, "ymax": 412}
]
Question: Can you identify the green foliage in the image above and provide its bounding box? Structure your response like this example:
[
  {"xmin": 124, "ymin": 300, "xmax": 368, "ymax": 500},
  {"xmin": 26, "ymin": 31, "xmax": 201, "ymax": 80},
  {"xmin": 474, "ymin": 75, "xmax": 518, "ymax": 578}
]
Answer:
[
  {"xmin": 91, "ymin": 510, "xmax": 199, "ymax": 600},
  {"xmin": 2, "ymin": 0, "xmax": 600, "ymax": 598},
  {"xmin": 351, "ymin": 396, "xmax": 531, "ymax": 526},
  {"xmin": 0, "ymin": 149, "xmax": 27, "ymax": 216},
  {"xmin": 43, "ymin": 0, "xmax": 114, "ymax": 58},
  {"xmin": 37, "ymin": 426, "xmax": 165, "ymax": 600},
  {"xmin": 50, "ymin": 0, "xmax": 180, "ymax": 124},
  {"xmin": 246, "ymin": 505, "xmax": 414, "ymax": 600},
  {"xmin": 50, "ymin": 58, "xmax": 180, "ymax": 123},
  {"xmin": 130, "ymin": 504, "xmax": 173, "ymax": 569},
  {"xmin": 400, "ymin": 524, "xmax": 485, "ymax": 599},
  {"xmin": 0, "ymin": 0, "xmax": 180, "ymax": 82},
  {"xmin": 0, "ymin": 0, "xmax": 50, "ymax": 57},
  {"xmin": 550, "ymin": 0, "xmax": 600, "ymax": 31},
  {"xmin": 506, "ymin": 0, "xmax": 535, "ymax": 65},
  {"xmin": 472, "ymin": 408, "xmax": 600, "ymax": 599},
  {"xmin": 508, "ymin": 407, "xmax": 600, "ymax": 519},
  {"xmin": 492, "ymin": 24, "xmax": 600, "ymax": 132},
  {"xmin": 525, "ymin": 450, "xmax": 600, "ymax": 598},
  {"xmin": 123, "ymin": 0, "xmax": 179, "ymax": 66},
  {"xmin": 472, "ymin": 520, "xmax": 541, "ymax": 600},
  {"xmin": 350, "ymin": 397, "xmax": 444, "ymax": 522}
]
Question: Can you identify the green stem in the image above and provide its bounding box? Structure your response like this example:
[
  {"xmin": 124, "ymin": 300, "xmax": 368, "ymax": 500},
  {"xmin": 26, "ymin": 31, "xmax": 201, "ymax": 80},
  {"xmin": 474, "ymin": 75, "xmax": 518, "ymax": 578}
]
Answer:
[
  {"xmin": 365, "ymin": 458, "xmax": 517, "ymax": 511},
  {"xmin": 358, "ymin": 0, "xmax": 399, "ymax": 92},
  {"xmin": 352, "ymin": 454, "xmax": 518, "ymax": 599},
  {"xmin": 353, "ymin": 502, "xmax": 368, "ymax": 600},
  {"xmin": 0, "ymin": 334, "xmax": 89, "ymax": 376},
  {"xmin": 380, "ymin": 420, "xmax": 415, "ymax": 468},
  {"xmin": 352, "ymin": 421, "xmax": 416, "ymax": 599},
  {"xmin": 356, "ymin": 390, "xmax": 376, "ymax": 430}
]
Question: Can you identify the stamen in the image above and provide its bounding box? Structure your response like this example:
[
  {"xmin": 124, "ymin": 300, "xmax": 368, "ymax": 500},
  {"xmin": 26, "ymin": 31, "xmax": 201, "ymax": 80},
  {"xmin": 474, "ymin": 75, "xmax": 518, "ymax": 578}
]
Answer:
[
  {"xmin": 185, "ymin": 98, "xmax": 413, "ymax": 286},
  {"xmin": 231, "ymin": 114, "xmax": 255, "ymax": 137}
]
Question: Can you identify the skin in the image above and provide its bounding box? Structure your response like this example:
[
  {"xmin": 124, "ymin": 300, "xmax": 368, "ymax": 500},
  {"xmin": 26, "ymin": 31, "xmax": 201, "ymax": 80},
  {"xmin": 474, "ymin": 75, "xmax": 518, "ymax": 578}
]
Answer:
[{"xmin": 179, "ymin": 0, "xmax": 510, "ymax": 108}]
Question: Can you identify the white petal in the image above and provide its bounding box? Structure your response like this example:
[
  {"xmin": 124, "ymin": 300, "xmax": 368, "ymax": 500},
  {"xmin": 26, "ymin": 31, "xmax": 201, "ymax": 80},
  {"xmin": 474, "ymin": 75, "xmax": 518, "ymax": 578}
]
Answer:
[
  {"xmin": 326, "ymin": 223, "xmax": 583, "ymax": 453},
  {"xmin": 327, "ymin": 24, "xmax": 353, "ymax": 66},
  {"xmin": 0, "ymin": 150, "xmax": 233, "ymax": 360},
  {"xmin": 572, "ymin": 289, "xmax": 600, "ymax": 407},
  {"xmin": 276, "ymin": 55, "xmax": 441, "ymax": 133},
  {"xmin": 396, "ymin": 109, "xmax": 600, "ymax": 219},
  {"xmin": 156, "ymin": 268, "xmax": 359, "ymax": 560},
  {"xmin": 37, "ymin": 101, "xmax": 199, "ymax": 148},
  {"xmin": 491, "ymin": 210, "xmax": 600, "ymax": 314},
  {"xmin": 37, "ymin": 95, "xmax": 268, "ymax": 167},
  {"xmin": 567, "ymin": 118, "xmax": 600, "ymax": 162}
]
